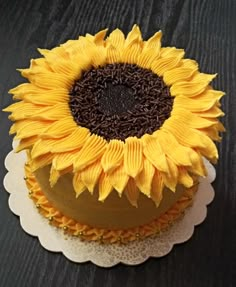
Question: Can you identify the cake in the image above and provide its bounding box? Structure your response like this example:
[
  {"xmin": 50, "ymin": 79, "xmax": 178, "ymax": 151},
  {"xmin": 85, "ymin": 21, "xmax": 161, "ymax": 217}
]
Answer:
[{"xmin": 4, "ymin": 25, "xmax": 225, "ymax": 243}]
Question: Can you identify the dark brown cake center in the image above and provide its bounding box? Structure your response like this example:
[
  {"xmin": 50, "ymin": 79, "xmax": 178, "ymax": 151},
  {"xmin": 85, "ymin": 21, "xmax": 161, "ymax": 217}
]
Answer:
[{"xmin": 69, "ymin": 63, "xmax": 173, "ymax": 141}]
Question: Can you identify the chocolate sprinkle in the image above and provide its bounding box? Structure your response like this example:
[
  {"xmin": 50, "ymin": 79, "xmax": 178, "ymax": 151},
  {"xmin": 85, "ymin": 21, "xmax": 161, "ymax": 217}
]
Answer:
[{"xmin": 69, "ymin": 63, "xmax": 173, "ymax": 141}]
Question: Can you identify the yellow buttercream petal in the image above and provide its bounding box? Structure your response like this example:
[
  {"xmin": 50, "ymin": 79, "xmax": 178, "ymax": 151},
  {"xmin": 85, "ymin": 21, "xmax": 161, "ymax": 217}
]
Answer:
[
  {"xmin": 171, "ymin": 107, "xmax": 217, "ymax": 129},
  {"xmin": 198, "ymin": 125, "xmax": 222, "ymax": 141},
  {"xmin": 142, "ymin": 134, "xmax": 169, "ymax": 173},
  {"xmin": 106, "ymin": 44, "xmax": 122, "ymax": 63},
  {"xmin": 181, "ymin": 59, "xmax": 198, "ymax": 70},
  {"xmin": 80, "ymin": 160, "xmax": 102, "ymax": 193},
  {"xmin": 31, "ymin": 153, "xmax": 53, "ymax": 171},
  {"xmin": 83, "ymin": 43, "xmax": 107, "ymax": 68},
  {"xmin": 156, "ymin": 129, "xmax": 206, "ymax": 176},
  {"xmin": 121, "ymin": 38, "xmax": 142, "ymax": 64},
  {"xmin": 30, "ymin": 103, "xmax": 71, "ymax": 121},
  {"xmin": 162, "ymin": 118, "xmax": 218, "ymax": 161},
  {"xmin": 49, "ymin": 167, "xmax": 61, "ymax": 187},
  {"xmin": 170, "ymin": 73, "xmax": 217, "ymax": 97},
  {"xmin": 41, "ymin": 117, "xmax": 77, "ymax": 139},
  {"xmin": 160, "ymin": 47, "xmax": 185, "ymax": 58},
  {"xmin": 31, "ymin": 139, "xmax": 56, "ymax": 159},
  {"xmin": 194, "ymin": 106, "xmax": 224, "ymax": 118},
  {"xmin": 52, "ymin": 149, "xmax": 80, "ymax": 171},
  {"xmin": 151, "ymin": 56, "xmax": 182, "ymax": 77},
  {"xmin": 73, "ymin": 135, "xmax": 107, "ymax": 171},
  {"xmin": 125, "ymin": 178, "xmax": 139, "ymax": 207},
  {"xmin": 93, "ymin": 28, "xmax": 108, "ymax": 45},
  {"xmin": 49, "ymin": 165, "xmax": 72, "ymax": 187},
  {"xmin": 154, "ymin": 130, "xmax": 192, "ymax": 166},
  {"xmin": 163, "ymin": 66, "xmax": 198, "ymax": 86},
  {"xmin": 10, "ymin": 119, "xmax": 52, "ymax": 139},
  {"xmin": 144, "ymin": 31, "xmax": 162, "ymax": 51},
  {"xmin": 135, "ymin": 158, "xmax": 155, "ymax": 197},
  {"xmin": 124, "ymin": 137, "xmax": 143, "ymax": 178},
  {"xmin": 98, "ymin": 172, "xmax": 113, "ymax": 202},
  {"xmin": 193, "ymin": 88, "xmax": 225, "ymax": 102},
  {"xmin": 31, "ymin": 57, "xmax": 52, "ymax": 69},
  {"xmin": 125, "ymin": 25, "xmax": 142, "ymax": 45},
  {"xmin": 73, "ymin": 172, "xmax": 86, "ymax": 198},
  {"xmin": 107, "ymin": 163, "xmax": 129, "ymax": 195},
  {"xmin": 101, "ymin": 139, "xmax": 124, "ymax": 173},
  {"xmin": 27, "ymin": 71, "xmax": 72, "ymax": 89},
  {"xmin": 45, "ymin": 57, "xmax": 82, "ymax": 80},
  {"xmin": 178, "ymin": 167, "xmax": 194, "ymax": 188},
  {"xmin": 161, "ymin": 157, "xmax": 178, "ymax": 192},
  {"xmin": 9, "ymin": 83, "xmax": 45, "ymax": 100},
  {"xmin": 51, "ymin": 127, "xmax": 90, "ymax": 153},
  {"xmin": 137, "ymin": 48, "xmax": 160, "ymax": 69},
  {"xmin": 15, "ymin": 136, "xmax": 38, "ymax": 152},
  {"xmin": 5, "ymin": 102, "xmax": 40, "ymax": 121},
  {"xmin": 188, "ymin": 150, "xmax": 206, "ymax": 177},
  {"xmin": 173, "ymin": 95, "xmax": 218, "ymax": 112},
  {"xmin": 150, "ymin": 170, "xmax": 164, "ymax": 207},
  {"xmin": 23, "ymin": 89, "xmax": 69, "ymax": 105},
  {"xmin": 39, "ymin": 46, "xmax": 69, "ymax": 60},
  {"xmin": 106, "ymin": 28, "xmax": 125, "ymax": 50}
]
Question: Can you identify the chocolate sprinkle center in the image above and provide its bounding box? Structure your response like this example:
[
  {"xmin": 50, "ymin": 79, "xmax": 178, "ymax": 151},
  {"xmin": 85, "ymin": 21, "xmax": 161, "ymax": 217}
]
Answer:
[{"xmin": 69, "ymin": 63, "xmax": 173, "ymax": 141}]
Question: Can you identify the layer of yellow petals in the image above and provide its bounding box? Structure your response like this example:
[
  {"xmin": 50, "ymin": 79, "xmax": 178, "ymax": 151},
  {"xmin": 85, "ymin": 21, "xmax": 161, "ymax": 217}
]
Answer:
[{"xmin": 4, "ymin": 25, "xmax": 225, "ymax": 207}]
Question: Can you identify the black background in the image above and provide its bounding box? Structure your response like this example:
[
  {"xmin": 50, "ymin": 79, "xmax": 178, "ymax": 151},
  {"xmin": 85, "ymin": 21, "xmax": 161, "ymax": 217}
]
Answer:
[{"xmin": 0, "ymin": 0, "xmax": 235, "ymax": 286}]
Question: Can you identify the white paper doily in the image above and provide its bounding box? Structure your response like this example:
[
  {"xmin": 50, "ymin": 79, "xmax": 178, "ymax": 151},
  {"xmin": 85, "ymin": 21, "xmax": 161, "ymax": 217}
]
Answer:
[{"xmin": 3, "ymin": 142, "xmax": 215, "ymax": 267}]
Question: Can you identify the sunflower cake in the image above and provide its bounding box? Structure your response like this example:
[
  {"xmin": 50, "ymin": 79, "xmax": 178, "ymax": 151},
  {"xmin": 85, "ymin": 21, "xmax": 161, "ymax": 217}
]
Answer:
[{"xmin": 4, "ymin": 25, "xmax": 225, "ymax": 243}]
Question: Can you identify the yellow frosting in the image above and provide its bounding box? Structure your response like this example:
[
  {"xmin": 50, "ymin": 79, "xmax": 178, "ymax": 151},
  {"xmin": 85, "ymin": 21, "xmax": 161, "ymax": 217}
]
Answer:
[{"xmin": 4, "ymin": 25, "xmax": 225, "ymax": 206}]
